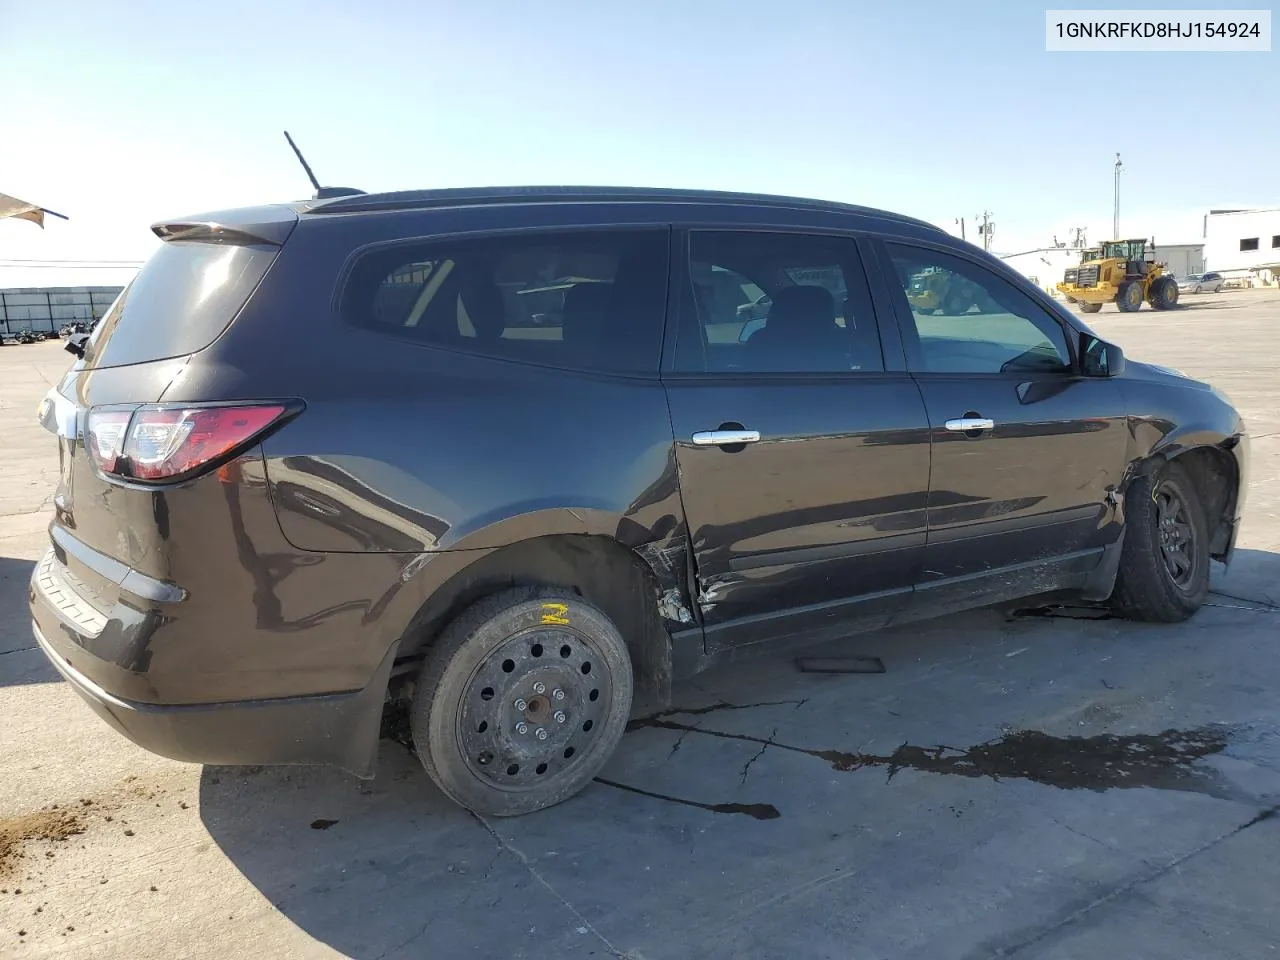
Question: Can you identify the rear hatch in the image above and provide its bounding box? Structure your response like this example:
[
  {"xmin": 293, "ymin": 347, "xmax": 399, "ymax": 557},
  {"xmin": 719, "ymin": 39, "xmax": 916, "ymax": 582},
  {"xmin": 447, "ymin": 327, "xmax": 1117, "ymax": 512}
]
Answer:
[{"xmin": 39, "ymin": 204, "xmax": 298, "ymax": 590}]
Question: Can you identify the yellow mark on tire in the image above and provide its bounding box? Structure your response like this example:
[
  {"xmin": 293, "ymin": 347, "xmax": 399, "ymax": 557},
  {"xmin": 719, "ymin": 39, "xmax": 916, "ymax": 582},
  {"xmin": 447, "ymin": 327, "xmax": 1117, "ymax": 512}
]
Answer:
[{"xmin": 540, "ymin": 602, "xmax": 570, "ymax": 625}]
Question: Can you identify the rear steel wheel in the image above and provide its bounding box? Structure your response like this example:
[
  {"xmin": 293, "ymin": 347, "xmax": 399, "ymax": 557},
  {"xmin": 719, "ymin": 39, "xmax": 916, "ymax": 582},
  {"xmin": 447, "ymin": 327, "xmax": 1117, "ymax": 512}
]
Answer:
[
  {"xmin": 412, "ymin": 588, "xmax": 633, "ymax": 816},
  {"xmin": 456, "ymin": 624, "xmax": 615, "ymax": 792}
]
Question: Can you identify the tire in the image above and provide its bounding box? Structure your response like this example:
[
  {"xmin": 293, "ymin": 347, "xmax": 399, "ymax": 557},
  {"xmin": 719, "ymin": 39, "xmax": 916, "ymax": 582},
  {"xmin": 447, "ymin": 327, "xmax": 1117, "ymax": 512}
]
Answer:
[
  {"xmin": 411, "ymin": 586, "xmax": 634, "ymax": 817},
  {"xmin": 1078, "ymin": 302, "xmax": 1103, "ymax": 314},
  {"xmin": 1112, "ymin": 461, "xmax": 1210, "ymax": 622},
  {"xmin": 1116, "ymin": 282, "xmax": 1143, "ymax": 312},
  {"xmin": 1148, "ymin": 276, "xmax": 1179, "ymax": 310}
]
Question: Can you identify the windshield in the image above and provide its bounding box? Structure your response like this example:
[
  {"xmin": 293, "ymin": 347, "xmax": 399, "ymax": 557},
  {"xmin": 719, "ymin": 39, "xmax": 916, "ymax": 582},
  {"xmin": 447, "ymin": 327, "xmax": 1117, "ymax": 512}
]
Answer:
[{"xmin": 1101, "ymin": 241, "xmax": 1147, "ymax": 261}]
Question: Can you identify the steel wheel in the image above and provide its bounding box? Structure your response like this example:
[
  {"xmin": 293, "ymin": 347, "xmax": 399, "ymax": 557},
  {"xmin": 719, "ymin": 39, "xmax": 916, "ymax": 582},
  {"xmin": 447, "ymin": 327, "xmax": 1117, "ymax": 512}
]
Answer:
[
  {"xmin": 1113, "ymin": 461, "xmax": 1211, "ymax": 622},
  {"xmin": 457, "ymin": 625, "xmax": 614, "ymax": 792},
  {"xmin": 412, "ymin": 588, "xmax": 634, "ymax": 816},
  {"xmin": 1154, "ymin": 481, "xmax": 1197, "ymax": 590}
]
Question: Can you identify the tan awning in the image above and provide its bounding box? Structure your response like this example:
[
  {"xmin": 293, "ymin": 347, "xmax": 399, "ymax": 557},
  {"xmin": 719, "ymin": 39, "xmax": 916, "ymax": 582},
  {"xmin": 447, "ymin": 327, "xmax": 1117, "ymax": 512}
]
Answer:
[{"xmin": 0, "ymin": 193, "xmax": 69, "ymax": 228}]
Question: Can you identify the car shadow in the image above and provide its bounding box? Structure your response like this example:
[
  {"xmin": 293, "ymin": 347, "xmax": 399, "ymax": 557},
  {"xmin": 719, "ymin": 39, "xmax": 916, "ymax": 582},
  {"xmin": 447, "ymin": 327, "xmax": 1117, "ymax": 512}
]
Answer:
[
  {"xmin": 0, "ymin": 555, "xmax": 58, "ymax": 687},
  {"xmin": 1211, "ymin": 546, "xmax": 1280, "ymax": 609},
  {"xmin": 193, "ymin": 544, "xmax": 1280, "ymax": 960},
  {"xmin": 188, "ymin": 545, "xmax": 1280, "ymax": 958},
  {"xmin": 196, "ymin": 622, "xmax": 999, "ymax": 958}
]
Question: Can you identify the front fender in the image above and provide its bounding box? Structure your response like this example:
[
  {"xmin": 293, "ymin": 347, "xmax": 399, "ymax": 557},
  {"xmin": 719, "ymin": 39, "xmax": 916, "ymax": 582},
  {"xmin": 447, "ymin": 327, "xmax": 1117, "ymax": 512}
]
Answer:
[{"xmin": 1121, "ymin": 414, "xmax": 1248, "ymax": 564}]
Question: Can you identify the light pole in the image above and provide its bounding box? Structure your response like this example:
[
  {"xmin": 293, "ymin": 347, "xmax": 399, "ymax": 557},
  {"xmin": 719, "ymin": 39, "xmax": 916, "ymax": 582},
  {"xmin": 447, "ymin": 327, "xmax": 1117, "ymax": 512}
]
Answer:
[
  {"xmin": 976, "ymin": 210, "xmax": 993, "ymax": 252},
  {"xmin": 1113, "ymin": 153, "xmax": 1123, "ymax": 240}
]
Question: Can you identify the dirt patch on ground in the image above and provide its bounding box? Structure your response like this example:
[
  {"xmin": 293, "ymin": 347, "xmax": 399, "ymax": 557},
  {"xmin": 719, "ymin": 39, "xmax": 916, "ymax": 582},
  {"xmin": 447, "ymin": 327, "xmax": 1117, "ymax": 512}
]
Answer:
[{"xmin": 0, "ymin": 810, "xmax": 86, "ymax": 874}]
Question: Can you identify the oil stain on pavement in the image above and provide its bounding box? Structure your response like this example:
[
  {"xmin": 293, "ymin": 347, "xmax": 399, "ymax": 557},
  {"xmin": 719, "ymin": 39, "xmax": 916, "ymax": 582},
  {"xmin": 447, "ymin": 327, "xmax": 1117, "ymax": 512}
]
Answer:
[{"xmin": 626, "ymin": 701, "xmax": 1238, "ymax": 811}]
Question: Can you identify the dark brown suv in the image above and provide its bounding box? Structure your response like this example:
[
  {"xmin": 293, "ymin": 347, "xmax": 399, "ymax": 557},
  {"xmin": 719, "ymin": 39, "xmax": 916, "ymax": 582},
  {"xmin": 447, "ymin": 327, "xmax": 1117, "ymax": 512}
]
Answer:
[{"xmin": 31, "ymin": 187, "xmax": 1247, "ymax": 816}]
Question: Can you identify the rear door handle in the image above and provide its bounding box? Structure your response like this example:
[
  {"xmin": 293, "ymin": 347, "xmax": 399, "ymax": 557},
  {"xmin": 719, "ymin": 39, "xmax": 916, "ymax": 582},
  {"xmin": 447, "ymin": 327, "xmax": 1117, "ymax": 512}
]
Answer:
[
  {"xmin": 692, "ymin": 429, "xmax": 761, "ymax": 446},
  {"xmin": 944, "ymin": 417, "xmax": 995, "ymax": 432}
]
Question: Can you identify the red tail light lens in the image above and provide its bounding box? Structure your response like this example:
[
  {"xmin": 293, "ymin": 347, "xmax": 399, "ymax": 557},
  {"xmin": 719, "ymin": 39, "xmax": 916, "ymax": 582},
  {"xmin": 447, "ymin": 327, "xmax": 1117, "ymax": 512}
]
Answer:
[{"xmin": 87, "ymin": 404, "xmax": 290, "ymax": 482}]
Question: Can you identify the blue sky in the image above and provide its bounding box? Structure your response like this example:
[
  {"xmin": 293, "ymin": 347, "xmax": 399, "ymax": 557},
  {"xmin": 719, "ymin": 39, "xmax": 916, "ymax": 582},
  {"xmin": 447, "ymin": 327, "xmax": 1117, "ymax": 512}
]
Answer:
[{"xmin": 2, "ymin": 0, "xmax": 1275, "ymax": 286}]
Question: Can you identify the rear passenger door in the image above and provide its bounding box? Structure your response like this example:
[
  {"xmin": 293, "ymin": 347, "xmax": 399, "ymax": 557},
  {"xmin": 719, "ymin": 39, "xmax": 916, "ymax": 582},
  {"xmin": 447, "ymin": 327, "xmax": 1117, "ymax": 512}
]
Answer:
[
  {"xmin": 872, "ymin": 240, "xmax": 1129, "ymax": 611},
  {"xmin": 662, "ymin": 229, "xmax": 932, "ymax": 654}
]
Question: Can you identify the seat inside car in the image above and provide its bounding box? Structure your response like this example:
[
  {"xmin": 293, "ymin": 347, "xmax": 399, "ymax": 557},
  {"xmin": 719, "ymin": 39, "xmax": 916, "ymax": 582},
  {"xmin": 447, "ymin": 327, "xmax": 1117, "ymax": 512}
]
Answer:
[{"xmin": 743, "ymin": 284, "xmax": 850, "ymax": 371}]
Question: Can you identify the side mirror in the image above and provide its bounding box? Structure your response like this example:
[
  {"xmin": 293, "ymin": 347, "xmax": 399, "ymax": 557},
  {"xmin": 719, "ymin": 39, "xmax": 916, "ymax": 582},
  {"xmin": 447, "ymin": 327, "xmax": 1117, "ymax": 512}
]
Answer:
[
  {"xmin": 1080, "ymin": 333, "xmax": 1124, "ymax": 377},
  {"xmin": 64, "ymin": 333, "xmax": 89, "ymax": 358}
]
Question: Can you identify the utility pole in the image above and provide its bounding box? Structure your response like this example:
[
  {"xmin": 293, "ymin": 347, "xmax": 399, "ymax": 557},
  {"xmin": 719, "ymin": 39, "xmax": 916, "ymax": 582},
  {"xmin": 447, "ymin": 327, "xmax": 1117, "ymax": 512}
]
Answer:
[
  {"xmin": 955, "ymin": 217, "xmax": 966, "ymax": 242},
  {"xmin": 1113, "ymin": 153, "xmax": 1122, "ymax": 240},
  {"xmin": 976, "ymin": 211, "xmax": 994, "ymax": 252}
]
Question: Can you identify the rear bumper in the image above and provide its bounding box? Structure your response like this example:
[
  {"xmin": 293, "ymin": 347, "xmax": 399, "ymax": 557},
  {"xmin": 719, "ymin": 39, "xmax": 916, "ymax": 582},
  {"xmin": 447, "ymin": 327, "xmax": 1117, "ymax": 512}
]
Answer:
[{"xmin": 33, "ymin": 620, "xmax": 392, "ymax": 777}]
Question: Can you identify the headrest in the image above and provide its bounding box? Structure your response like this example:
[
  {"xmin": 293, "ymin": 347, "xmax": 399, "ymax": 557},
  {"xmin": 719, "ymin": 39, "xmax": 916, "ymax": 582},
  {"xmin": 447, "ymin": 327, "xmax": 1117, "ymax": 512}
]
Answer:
[{"xmin": 766, "ymin": 285, "xmax": 836, "ymax": 332}]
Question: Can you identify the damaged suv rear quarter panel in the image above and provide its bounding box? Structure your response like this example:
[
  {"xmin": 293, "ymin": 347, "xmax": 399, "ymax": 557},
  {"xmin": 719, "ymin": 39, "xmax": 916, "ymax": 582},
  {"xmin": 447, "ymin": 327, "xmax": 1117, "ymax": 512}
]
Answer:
[{"xmin": 150, "ymin": 206, "xmax": 699, "ymax": 710}]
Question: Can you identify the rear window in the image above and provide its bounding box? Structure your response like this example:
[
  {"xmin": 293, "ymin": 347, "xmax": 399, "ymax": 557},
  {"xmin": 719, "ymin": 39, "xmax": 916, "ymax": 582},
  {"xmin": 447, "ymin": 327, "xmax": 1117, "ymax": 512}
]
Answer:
[
  {"xmin": 82, "ymin": 241, "xmax": 276, "ymax": 369},
  {"xmin": 341, "ymin": 229, "xmax": 669, "ymax": 374}
]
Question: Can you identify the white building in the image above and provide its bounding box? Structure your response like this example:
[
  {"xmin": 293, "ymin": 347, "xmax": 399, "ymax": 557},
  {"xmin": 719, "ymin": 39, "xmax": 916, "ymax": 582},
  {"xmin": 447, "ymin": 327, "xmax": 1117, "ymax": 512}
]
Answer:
[
  {"xmin": 1151, "ymin": 243, "xmax": 1204, "ymax": 279},
  {"xmin": 998, "ymin": 248, "xmax": 1084, "ymax": 297},
  {"xmin": 1203, "ymin": 208, "xmax": 1280, "ymax": 282}
]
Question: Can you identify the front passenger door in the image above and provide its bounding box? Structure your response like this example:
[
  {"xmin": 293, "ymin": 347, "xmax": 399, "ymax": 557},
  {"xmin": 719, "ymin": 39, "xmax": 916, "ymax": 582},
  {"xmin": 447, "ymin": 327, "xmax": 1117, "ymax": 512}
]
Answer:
[
  {"xmin": 664, "ymin": 230, "xmax": 932, "ymax": 654},
  {"xmin": 875, "ymin": 241, "xmax": 1130, "ymax": 611}
]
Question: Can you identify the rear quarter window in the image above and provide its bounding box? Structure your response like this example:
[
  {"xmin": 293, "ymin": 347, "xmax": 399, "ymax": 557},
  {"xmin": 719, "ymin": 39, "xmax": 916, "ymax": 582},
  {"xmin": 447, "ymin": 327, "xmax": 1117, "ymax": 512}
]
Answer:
[
  {"xmin": 83, "ymin": 241, "xmax": 276, "ymax": 369},
  {"xmin": 341, "ymin": 228, "xmax": 670, "ymax": 375}
]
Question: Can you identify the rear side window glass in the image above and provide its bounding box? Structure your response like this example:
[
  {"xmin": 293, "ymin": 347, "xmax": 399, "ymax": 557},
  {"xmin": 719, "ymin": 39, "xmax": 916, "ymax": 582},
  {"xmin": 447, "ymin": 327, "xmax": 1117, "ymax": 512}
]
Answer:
[
  {"xmin": 676, "ymin": 230, "xmax": 884, "ymax": 374},
  {"xmin": 343, "ymin": 229, "xmax": 670, "ymax": 374},
  {"xmin": 82, "ymin": 242, "xmax": 276, "ymax": 369}
]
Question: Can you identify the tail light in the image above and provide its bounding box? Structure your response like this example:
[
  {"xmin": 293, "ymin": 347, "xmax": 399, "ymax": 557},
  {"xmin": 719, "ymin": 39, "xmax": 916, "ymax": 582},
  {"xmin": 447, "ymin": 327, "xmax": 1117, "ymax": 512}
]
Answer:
[{"xmin": 85, "ymin": 404, "xmax": 293, "ymax": 483}]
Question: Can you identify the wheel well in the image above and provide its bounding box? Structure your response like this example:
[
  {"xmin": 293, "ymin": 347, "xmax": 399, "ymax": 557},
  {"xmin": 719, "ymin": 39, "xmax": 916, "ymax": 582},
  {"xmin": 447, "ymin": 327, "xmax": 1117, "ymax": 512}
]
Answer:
[
  {"xmin": 395, "ymin": 535, "xmax": 673, "ymax": 707},
  {"xmin": 1164, "ymin": 447, "xmax": 1239, "ymax": 559}
]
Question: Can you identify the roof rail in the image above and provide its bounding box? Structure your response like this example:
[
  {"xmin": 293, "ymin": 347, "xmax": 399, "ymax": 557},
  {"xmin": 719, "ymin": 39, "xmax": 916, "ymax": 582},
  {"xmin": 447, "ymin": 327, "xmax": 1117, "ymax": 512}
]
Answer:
[{"xmin": 308, "ymin": 185, "xmax": 937, "ymax": 229}]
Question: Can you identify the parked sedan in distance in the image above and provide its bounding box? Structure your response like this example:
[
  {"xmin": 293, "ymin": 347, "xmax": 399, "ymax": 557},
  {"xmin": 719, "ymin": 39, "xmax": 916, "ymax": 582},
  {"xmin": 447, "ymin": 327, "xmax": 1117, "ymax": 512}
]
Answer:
[{"xmin": 1178, "ymin": 272, "xmax": 1225, "ymax": 294}]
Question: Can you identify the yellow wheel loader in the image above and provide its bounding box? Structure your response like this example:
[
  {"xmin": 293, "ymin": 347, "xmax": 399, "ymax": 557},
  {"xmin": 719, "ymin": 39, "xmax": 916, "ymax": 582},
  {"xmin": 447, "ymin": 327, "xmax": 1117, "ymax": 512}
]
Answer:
[{"xmin": 1056, "ymin": 239, "xmax": 1179, "ymax": 314}]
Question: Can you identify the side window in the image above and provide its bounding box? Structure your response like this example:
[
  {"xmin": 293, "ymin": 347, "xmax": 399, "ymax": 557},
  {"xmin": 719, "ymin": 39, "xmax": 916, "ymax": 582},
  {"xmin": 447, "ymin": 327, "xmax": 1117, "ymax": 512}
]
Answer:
[
  {"xmin": 678, "ymin": 231, "xmax": 884, "ymax": 374},
  {"xmin": 885, "ymin": 244, "xmax": 1073, "ymax": 375},
  {"xmin": 343, "ymin": 229, "xmax": 668, "ymax": 374}
]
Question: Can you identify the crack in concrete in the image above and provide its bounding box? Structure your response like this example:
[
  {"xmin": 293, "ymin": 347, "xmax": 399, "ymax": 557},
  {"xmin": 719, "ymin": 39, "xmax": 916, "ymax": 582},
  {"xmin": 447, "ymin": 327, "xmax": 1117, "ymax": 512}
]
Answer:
[
  {"xmin": 981, "ymin": 805, "xmax": 1279, "ymax": 959},
  {"xmin": 374, "ymin": 913, "xmax": 436, "ymax": 960},
  {"xmin": 468, "ymin": 811, "xmax": 631, "ymax": 959},
  {"xmin": 667, "ymin": 721, "xmax": 700, "ymax": 760},
  {"xmin": 739, "ymin": 727, "xmax": 778, "ymax": 785},
  {"xmin": 628, "ymin": 697, "xmax": 809, "ymax": 733},
  {"xmin": 1047, "ymin": 816, "xmax": 1112, "ymax": 849},
  {"xmin": 1208, "ymin": 589, "xmax": 1279, "ymax": 611},
  {"xmin": 0, "ymin": 647, "xmax": 36, "ymax": 658}
]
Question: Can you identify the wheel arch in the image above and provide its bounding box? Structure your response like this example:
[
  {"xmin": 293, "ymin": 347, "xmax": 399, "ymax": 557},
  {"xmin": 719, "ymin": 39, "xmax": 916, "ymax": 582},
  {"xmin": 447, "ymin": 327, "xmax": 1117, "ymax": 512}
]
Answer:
[
  {"xmin": 1127, "ymin": 440, "xmax": 1242, "ymax": 561},
  {"xmin": 394, "ymin": 533, "xmax": 695, "ymax": 710}
]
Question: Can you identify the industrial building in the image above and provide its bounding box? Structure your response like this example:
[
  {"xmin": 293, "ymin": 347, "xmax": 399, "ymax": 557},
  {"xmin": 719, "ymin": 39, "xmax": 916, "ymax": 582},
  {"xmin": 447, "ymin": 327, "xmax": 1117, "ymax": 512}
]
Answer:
[
  {"xmin": 1204, "ymin": 208, "xmax": 1280, "ymax": 282},
  {"xmin": 1152, "ymin": 243, "xmax": 1205, "ymax": 279}
]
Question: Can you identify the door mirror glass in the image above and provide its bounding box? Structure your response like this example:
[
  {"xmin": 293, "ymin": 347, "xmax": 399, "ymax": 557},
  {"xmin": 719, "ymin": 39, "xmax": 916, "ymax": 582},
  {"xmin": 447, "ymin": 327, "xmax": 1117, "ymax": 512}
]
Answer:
[{"xmin": 1080, "ymin": 334, "xmax": 1124, "ymax": 377}]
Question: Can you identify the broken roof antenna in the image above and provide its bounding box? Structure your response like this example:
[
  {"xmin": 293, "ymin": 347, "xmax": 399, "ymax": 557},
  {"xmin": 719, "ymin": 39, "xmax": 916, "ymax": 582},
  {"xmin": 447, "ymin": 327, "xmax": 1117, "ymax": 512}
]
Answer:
[{"xmin": 282, "ymin": 131, "xmax": 366, "ymax": 201}]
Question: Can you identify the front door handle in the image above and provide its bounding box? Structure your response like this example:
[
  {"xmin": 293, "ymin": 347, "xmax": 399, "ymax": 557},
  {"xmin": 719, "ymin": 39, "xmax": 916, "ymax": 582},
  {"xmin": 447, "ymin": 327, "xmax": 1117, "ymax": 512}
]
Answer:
[
  {"xmin": 944, "ymin": 417, "xmax": 995, "ymax": 432},
  {"xmin": 692, "ymin": 429, "xmax": 761, "ymax": 446}
]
